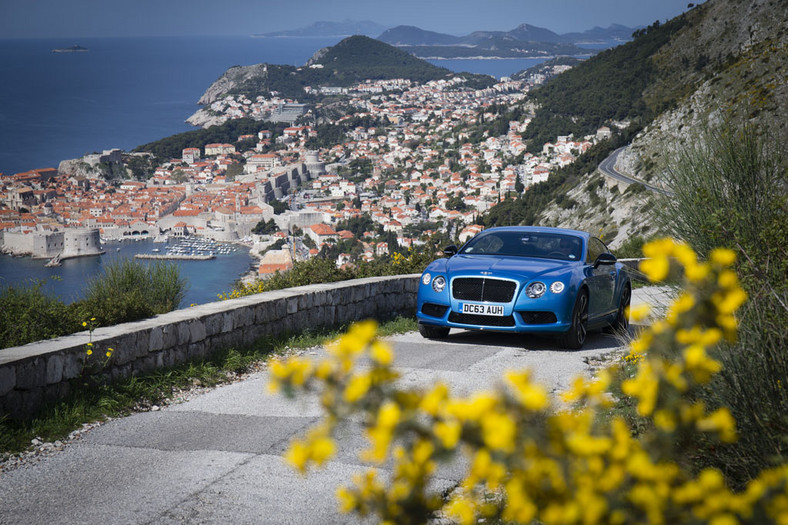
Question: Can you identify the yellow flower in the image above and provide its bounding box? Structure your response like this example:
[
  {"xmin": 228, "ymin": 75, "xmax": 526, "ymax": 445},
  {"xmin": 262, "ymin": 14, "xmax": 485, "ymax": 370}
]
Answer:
[
  {"xmin": 640, "ymin": 256, "xmax": 670, "ymax": 282},
  {"xmin": 343, "ymin": 372, "xmax": 371, "ymax": 403},
  {"xmin": 628, "ymin": 303, "xmax": 651, "ymax": 322},
  {"xmin": 433, "ymin": 420, "xmax": 462, "ymax": 449},
  {"xmin": 369, "ymin": 341, "xmax": 393, "ymax": 366},
  {"xmin": 683, "ymin": 344, "xmax": 722, "ymax": 383},
  {"xmin": 86, "ymin": 349, "xmax": 93, "ymax": 356},
  {"xmin": 710, "ymin": 248, "xmax": 736, "ymax": 266},
  {"xmin": 642, "ymin": 238, "xmax": 676, "ymax": 258},
  {"xmin": 506, "ymin": 370, "xmax": 548, "ymax": 410},
  {"xmin": 697, "ymin": 407, "xmax": 737, "ymax": 443},
  {"xmin": 82, "ymin": 321, "xmax": 87, "ymax": 327},
  {"xmin": 481, "ymin": 411, "xmax": 516, "ymax": 453}
]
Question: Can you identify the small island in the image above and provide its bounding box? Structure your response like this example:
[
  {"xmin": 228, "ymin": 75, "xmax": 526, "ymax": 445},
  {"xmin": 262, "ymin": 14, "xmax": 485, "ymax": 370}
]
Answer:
[{"xmin": 52, "ymin": 45, "xmax": 88, "ymax": 53}]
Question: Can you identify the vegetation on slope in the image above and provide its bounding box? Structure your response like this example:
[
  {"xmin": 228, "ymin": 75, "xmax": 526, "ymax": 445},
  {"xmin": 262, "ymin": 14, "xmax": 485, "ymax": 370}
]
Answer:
[
  {"xmin": 653, "ymin": 122, "xmax": 787, "ymax": 485},
  {"xmin": 134, "ymin": 118, "xmax": 285, "ymax": 162}
]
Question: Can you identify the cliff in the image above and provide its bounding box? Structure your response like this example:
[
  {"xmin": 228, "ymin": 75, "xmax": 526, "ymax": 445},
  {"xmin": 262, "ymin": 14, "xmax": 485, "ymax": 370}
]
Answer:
[{"xmin": 197, "ymin": 64, "xmax": 269, "ymax": 106}]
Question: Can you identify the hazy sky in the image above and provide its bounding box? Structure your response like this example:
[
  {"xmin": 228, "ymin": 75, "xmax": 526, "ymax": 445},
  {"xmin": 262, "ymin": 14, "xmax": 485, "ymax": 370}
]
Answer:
[{"xmin": 0, "ymin": 0, "xmax": 696, "ymax": 39}]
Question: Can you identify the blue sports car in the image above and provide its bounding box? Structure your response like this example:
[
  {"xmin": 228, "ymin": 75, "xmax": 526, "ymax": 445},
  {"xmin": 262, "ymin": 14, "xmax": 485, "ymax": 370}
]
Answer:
[{"xmin": 416, "ymin": 226, "xmax": 631, "ymax": 349}]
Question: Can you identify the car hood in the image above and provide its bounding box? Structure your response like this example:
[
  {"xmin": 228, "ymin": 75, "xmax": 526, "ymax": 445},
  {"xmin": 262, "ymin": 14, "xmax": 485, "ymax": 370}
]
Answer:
[{"xmin": 445, "ymin": 255, "xmax": 574, "ymax": 281}]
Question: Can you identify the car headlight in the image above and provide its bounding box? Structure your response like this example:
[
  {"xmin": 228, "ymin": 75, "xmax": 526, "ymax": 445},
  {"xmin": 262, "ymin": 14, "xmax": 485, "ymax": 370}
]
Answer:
[
  {"xmin": 526, "ymin": 281, "xmax": 546, "ymax": 298},
  {"xmin": 432, "ymin": 275, "xmax": 446, "ymax": 293},
  {"xmin": 422, "ymin": 273, "xmax": 432, "ymax": 286},
  {"xmin": 550, "ymin": 281, "xmax": 565, "ymax": 294}
]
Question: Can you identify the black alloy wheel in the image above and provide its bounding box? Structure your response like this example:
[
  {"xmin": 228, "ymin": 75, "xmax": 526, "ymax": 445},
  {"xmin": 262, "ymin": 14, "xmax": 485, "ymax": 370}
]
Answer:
[{"xmin": 561, "ymin": 290, "xmax": 588, "ymax": 350}]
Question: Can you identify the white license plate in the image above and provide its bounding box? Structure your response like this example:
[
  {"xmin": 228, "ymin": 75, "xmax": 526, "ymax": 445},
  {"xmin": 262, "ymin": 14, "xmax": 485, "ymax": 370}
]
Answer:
[{"xmin": 461, "ymin": 303, "xmax": 505, "ymax": 316}]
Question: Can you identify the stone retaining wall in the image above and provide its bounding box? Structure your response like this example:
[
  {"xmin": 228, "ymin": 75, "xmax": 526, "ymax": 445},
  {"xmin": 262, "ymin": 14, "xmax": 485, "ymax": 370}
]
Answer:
[{"xmin": 0, "ymin": 275, "xmax": 419, "ymax": 418}]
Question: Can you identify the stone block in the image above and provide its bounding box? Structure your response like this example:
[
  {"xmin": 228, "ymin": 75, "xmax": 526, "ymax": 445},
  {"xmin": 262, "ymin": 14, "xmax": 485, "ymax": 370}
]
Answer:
[
  {"xmin": 189, "ymin": 321, "xmax": 207, "ymax": 343},
  {"xmin": 162, "ymin": 325, "xmax": 178, "ymax": 349},
  {"xmin": 62, "ymin": 352, "xmax": 84, "ymax": 381},
  {"xmin": 112, "ymin": 364, "xmax": 132, "ymax": 382},
  {"xmin": 177, "ymin": 322, "xmax": 192, "ymax": 345},
  {"xmin": 16, "ymin": 358, "xmax": 47, "ymax": 390},
  {"xmin": 222, "ymin": 312, "xmax": 234, "ymax": 333},
  {"xmin": 112, "ymin": 344, "xmax": 136, "ymax": 367},
  {"xmin": 0, "ymin": 366, "xmax": 16, "ymax": 396},
  {"xmin": 149, "ymin": 327, "xmax": 164, "ymax": 352},
  {"xmin": 287, "ymin": 297, "xmax": 298, "ymax": 314},
  {"xmin": 204, "ymin": 314, "xmax": 223, "ymax": 336},
  {"xmin": 133, "ymin": 331, "xmax": 150, "ymax": 358},
  {"xmin": 45, "ymin": 355, "xmax": 64, "ymax": 385}
]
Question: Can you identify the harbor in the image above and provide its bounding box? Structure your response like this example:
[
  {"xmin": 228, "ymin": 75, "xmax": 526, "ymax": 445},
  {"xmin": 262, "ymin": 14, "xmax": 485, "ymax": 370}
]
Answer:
[{"xmin": 135, "ymin": 253, "xmax": 215, "ymax": 261}]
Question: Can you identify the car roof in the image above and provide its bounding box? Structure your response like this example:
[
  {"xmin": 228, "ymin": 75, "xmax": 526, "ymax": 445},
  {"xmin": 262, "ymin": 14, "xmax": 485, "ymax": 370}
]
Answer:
[{"xmin": 480, "ymin": 226, "xmax": 590, "ymax": 240}]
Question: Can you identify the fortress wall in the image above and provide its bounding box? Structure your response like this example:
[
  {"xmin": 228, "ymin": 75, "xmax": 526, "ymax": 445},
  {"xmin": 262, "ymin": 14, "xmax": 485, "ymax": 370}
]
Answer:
[{"xmin": 0, "ymin": 275, "xmax": 419, "ymax": 418}]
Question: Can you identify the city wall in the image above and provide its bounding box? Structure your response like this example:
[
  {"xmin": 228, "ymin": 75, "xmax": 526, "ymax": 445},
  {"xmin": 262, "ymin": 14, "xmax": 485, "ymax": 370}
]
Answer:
[{"xmin": 0, "ymin": 275, "xmax": 419, "ymax": 418}]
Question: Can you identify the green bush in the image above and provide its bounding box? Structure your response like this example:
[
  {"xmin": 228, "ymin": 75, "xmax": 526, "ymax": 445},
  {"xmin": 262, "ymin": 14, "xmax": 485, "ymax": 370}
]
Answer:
[
  {"xmin": 0, "ymin": 281, "xmax": 81, "ymax": 349},
  {"xmin": 78, "ymin": 259, "xmax": 187, "ymax": 326},
  {"xmin": 655, "ymin": 122, "xmax": 788, "ymax": 485}
]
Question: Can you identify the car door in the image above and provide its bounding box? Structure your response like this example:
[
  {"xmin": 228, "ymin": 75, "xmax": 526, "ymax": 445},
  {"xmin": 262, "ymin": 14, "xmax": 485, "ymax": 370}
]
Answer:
[{"xmin": 585, "ymin": 237, "xmax": 616, "ymax": 320}]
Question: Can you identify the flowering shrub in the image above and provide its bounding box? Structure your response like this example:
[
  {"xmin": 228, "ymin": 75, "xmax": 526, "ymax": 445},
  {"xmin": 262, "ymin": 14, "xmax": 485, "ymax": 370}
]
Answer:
[{"xmin": 269, "ymin": 239, "xmax": 788, "ymax": 524}]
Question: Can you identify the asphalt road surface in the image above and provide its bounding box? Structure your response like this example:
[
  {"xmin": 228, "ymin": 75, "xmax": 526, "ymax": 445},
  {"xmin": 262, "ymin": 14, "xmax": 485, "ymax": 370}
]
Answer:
[
  {"xmin": 0, "ymin": 288, "xmax": 671, "ymax": 525},
  {"xmin": 599, "ymin": 147, "xmax": 673, "ymax": 196}
]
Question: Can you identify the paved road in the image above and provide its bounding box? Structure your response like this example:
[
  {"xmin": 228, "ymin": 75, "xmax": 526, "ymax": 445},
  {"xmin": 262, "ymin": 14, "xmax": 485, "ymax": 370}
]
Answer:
[
  {"xmin": 0, "ymin": 288, "xmax": 670, "ymax": 525},
  {"xmin": 599, "ymin": 147, "xmax": 673, "ymax": 196}
]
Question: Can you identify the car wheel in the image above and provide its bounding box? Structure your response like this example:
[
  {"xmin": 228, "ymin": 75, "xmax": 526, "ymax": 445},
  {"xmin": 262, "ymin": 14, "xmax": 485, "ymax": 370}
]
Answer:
[
  {"xmin": 418, "ymin": 323, "xmax": 449, "ymax": 339},
  {"xmin": 610, "ymin": 284, "xmax": 631, "ymax": 334},
  {"xmin": 561, "ymin": 290, "xmax": 588, "ymax": 350}
]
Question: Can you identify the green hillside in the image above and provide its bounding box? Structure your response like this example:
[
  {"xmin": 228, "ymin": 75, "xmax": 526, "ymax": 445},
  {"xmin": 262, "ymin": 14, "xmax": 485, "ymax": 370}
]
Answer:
[{"xmin": 219, "ymin": 35, "xmax": 493, "ymax": 101}]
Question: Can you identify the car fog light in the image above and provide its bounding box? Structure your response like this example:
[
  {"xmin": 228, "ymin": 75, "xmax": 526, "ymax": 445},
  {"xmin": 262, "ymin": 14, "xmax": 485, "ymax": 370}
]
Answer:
[
  {"xmin": 526, "ymin": 281, "xmax": 546, "ymax": 298},
  {"xmin": 432, "ymin": 275, "xmax": 446, "ymax": 292},
  {"xmin": 422, "ymin": 273, "xmax": 432, "ymax": 286},
  {"xmin": 550, "ymin": 281, "xmax": 565, "ymax": 294}
]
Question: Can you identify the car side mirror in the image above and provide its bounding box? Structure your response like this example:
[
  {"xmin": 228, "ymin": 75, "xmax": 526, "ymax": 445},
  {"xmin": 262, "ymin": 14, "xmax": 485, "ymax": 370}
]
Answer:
[
  {"xmin": 443, "ymin": 245, "xmax": 458, "ymax": 257},
  {"xmin": 594, "ymin": 252, "xmax": 617, "ymax": 268}
]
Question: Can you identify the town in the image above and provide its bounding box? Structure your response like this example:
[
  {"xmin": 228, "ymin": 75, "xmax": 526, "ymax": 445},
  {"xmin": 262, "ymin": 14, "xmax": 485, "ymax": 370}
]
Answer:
[{"xmin": 0, "ymin": 72, "xmax": 615, "ymax": 278}]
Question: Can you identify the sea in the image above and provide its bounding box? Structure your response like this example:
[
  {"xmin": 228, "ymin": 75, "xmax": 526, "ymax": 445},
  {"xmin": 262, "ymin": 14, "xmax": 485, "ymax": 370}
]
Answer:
[{"xmin": 0, "ymin": 35, "xmax": 610, "ymax": 307}]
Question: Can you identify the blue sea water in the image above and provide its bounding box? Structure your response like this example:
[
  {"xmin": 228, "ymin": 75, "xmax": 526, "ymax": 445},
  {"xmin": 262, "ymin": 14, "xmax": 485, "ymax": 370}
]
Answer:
[
  {"xmin": 0, "ymin": 35, "xmax": 603, "ymax": 307},
  {"xmin": 0, "ymin": 238, "xmax": 253, "ymax": 308}
]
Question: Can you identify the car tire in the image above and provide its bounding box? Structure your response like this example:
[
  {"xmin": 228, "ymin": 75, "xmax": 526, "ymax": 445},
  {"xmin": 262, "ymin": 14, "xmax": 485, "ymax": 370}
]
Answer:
[
  {"xmin": 418, "ymin": 323, "xmax": 449, "ymax": 339},
  {"xmin": 561, "ymin": 290, "xmax": 588, "ymax": 350},
  {"xmin": 609, "ymin": 284, "xmax": 631, "ymax": 334}
]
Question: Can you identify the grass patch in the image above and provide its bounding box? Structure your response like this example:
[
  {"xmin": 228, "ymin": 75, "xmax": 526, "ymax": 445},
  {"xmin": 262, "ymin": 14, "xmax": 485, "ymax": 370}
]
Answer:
[{"xmin": 0, "ymin": 316, "xmax": 417, "ymax": 455}]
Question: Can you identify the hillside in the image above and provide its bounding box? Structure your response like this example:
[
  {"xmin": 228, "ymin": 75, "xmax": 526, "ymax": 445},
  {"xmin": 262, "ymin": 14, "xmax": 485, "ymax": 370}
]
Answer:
[
  {"xmin": 480, "ymin": 0, "xmax": 787, "ymax": 249},
  {"xmin": 191, "ymin": 35, "xmax": 488, "ymax": 108}
]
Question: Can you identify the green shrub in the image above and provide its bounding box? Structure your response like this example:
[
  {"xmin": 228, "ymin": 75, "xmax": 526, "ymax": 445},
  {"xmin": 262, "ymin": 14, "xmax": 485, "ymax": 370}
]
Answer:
[
  {"xmin": 655, "ymin": 121, "xmax": 788, "ymax": 485},
  {"xmin": 0, "ymin": 281, "xmax": 81, "ymax": 349},
  {"xmin": 78, "ymin": 259, "xmax": 187, "ymax": 326}
]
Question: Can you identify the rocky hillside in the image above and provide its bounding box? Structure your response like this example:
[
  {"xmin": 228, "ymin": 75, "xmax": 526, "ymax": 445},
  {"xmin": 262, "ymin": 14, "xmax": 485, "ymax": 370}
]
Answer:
[{"xmin": 515, "ymin": 0, "xmax": 786, "ymax": 249}]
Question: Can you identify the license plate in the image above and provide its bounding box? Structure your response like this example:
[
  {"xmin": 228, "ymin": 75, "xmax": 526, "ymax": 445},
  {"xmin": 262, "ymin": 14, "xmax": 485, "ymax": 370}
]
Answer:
[{"xmin": 461, "ymin": 303, "xmax": 505, "ymax": 316}]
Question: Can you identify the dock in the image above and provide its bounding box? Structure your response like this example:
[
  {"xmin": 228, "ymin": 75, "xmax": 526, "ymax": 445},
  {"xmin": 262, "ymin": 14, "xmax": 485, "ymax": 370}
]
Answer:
[{"xmin": 135, "ymin": 254, "xmax": 215, "ymax": 261}]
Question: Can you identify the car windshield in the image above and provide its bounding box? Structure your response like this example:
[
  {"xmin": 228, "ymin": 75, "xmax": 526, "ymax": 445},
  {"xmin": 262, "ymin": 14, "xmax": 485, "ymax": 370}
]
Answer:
[{"xmin": 459, "ymin": 231, "xmax": 583, "ymax": 261}]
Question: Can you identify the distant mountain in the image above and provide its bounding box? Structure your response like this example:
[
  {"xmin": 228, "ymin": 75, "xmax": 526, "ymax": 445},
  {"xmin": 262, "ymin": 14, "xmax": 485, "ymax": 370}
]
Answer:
[
  {"xmin": 506, "ymin": 23, "xmax": 564, "ymax": 43},
  {"xmin": 560, "ymin": 24, "xmax": 641, "ymax": 43},
  {"xmin": 376, "ymin": 22, "xmax": 638, "ymax": 58},
  {"xmin": 378, "ymin": 26, "xmax": 461, "ymax": 46},
  {"xmin": 255, "ymin": 20, "xmax": 388, "ymax": 38}
]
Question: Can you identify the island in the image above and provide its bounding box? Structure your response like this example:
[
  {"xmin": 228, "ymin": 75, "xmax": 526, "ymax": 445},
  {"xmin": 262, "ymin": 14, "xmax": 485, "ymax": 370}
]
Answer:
[{"xmin": 52, "ymin": 45, "xmax": 88, "ymax": 53}]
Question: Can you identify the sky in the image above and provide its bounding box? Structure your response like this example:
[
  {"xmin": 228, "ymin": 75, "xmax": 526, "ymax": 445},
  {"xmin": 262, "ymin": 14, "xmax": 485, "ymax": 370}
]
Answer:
[{"xmin": 0, "ymin": 0, "xmax": 697, "ymax": 39}]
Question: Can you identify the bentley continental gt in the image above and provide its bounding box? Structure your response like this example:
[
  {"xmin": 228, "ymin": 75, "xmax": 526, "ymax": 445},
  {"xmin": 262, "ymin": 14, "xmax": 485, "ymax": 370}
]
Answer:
[{"xmin": 416, "ymin": 226, "xmax": 631, "ymax": 349}]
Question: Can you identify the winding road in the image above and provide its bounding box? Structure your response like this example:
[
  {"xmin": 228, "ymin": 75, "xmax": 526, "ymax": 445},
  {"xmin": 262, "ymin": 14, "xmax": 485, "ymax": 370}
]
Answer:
[{"xmin": 599, "ymin": 147, "xmax": 673, "ymax": 196}]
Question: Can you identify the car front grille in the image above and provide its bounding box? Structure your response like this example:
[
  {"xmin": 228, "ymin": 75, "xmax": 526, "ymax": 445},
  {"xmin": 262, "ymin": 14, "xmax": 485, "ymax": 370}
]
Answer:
[
  {"xmin": 448, "ymin": 311, "xmax": 516, "ymax": 327},
  {"xmin": 519, "ymin": 311, "xmax": 558, "ymax": 325},
  {"xmin": 421, "ymin": 303, "xmax": 449, "ymax": 318},
  {"xmin": 452, "ymin": 278, "xmax": 516, "ymax": 303}
]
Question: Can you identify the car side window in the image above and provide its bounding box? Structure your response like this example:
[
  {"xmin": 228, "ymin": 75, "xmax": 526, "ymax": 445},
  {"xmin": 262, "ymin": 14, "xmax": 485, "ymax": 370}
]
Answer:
[{"xmin": 586, "ymin": 237, "xmax": 608, "ymax": 263}]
